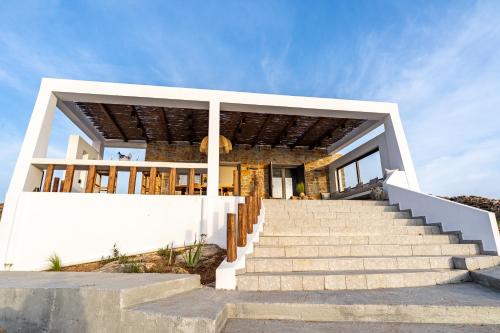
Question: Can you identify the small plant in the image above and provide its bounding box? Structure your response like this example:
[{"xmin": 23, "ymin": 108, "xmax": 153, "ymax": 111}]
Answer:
[
  {"xmin": 296, "ymin": 182, "xmax": 305, "ymax": 195},
  {"xmin": 48, "ymin": 253, "xmax": 62, "ymax": 271},
  {"xmin": 182, "ymin": 234, "xmax": 206, "ymax": 268},
  {"xmin": 101, "ymin": 243, "xmax": 129, "ymax": 264},
  {"xmin": 112, "ymin": 243, "xmax": 120, "ymax": 258},
  {"xmin": 157, "ymin": 242, "xmax": 175, "ymax": 266},
  {"xmin": 122, "ymin": 262, "xmax": 141, "ymax": 273}
]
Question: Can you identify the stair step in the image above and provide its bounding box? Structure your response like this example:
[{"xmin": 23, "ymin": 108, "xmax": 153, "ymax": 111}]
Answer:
[
  {"xmin": 252, "ymin": 243, "xmax": 479, "ymax": 257},
  {"xmin": 263, "ymin": 225, "xmax": 439, "ymax": 235},
  {"xmin": 265, "ymin": 211, "xmax": 412, "ymax": 219},
  {"xmin": 246, "ymin": 254, "xmax": 482, "ymax": 272},
  {"xmin": 265, "ymin": 218, "xmax": 425, "ymax": 226},
  {"xmin": 265, "ymin": 205, "xmax": 400, "ymax": 213},
  {"xmin": 237, "ymin": 269, "xmax": 470, "ymax": 291},
  {"xmin": 263, "ymin": 199, "xmax": 390, "ymax": 206},
  {"xmin": 258, "ymin": 234, "xmax": 461, "ymax": 245}
]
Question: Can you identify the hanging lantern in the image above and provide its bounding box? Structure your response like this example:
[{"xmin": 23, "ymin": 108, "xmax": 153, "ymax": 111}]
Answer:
[{"xmin": 199, "ymin": 135, "xmax": 233, "ymax": 154}]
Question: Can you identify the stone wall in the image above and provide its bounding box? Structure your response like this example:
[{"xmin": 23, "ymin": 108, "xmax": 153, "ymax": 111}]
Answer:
[{"xmin": 145, "ymin": 143, "xmax": 341, "ymax": 198}]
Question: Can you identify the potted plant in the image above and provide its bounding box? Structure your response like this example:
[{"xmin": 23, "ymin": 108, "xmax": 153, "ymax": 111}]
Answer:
[{"xmin": 296, "ymin": 182, "xmax": 305, "ymax": 199}]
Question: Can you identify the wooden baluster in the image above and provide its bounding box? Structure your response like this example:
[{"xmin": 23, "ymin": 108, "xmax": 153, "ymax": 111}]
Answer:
[
  {"xmin": 169, "ymin": 168, "xmax": 176, "ymax": 195},
  {"xmin": 226, "ymin": 213, "xmax": 237, "ymax": 262},
  {"xmin": 62, "ymin": 165, "xmax": 75, "ymax": 192},
  {"xmin": 246, "ymin": 196, "xmax": 253, "ymax": 234},
  {"xmin": 128, "ymin": 166, "xmax": 137, "ymax": 194},
  {"xmin": 233, "ymin": 169, "xmax": 239, "ymax": 196},
  {"xmin": 149, "ymin": 167, "xmax": 157, "ymax": 194},
  {"xmin": 59, "ymin": 179, "xmax": 65, "ymax": 192},
  {"xmin": 52, "ymin": 177, "xmax": 60, "ymax": 192},
  {"xmin": 108, "ymin": 166, "xmax": 117, "ymax": 194},
  {"xmin": 141, "ymin": 173, "xmax": 147, "ymax": 194},
  {"xmin": 237, "ymin": 203, "xmax": 247, "ymax": 247},
  {"xmin": 85, "ymin": 165, "xmax": 96, "ymax": 193},
  {"xmin": 43, "ymin": 164, "xmax": 54, "ymax": 192},
  {"xmin": 188, "ymin": 168, "xmax": 195, "ymax": 195}
]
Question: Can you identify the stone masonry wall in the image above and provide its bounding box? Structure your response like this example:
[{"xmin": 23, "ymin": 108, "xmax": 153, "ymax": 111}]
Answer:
[{"xmin": 145, "ymin": 143, "xmax": 341, "ymax": 198}]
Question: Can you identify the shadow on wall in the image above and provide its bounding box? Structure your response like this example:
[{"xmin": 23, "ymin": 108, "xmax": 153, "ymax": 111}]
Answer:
[{"xmin": 0, "ymin": 287, "xmax": 88, "ymax": 332}]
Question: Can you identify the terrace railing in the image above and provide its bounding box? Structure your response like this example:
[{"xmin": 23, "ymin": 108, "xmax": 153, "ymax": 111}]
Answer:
[{"xmin": 31, "ymin": 158, "xmax": 208, "ymax": 195}]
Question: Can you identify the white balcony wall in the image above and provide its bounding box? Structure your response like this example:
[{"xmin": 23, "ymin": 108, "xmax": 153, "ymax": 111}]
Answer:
[{"xmin": 5, "ymin": 193, "xmax": 241, "ymax": 271}]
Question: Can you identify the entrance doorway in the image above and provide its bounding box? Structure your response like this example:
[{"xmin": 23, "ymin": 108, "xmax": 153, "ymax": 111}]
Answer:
[{"xmin": 270, "ymin": 164, "xmax": 305, "ymax": 199}]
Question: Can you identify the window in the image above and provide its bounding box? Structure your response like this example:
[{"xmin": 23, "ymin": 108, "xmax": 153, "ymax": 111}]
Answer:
[{"xmin": 336, "ymin": 149, "xmax": 383, "ymax": 192}]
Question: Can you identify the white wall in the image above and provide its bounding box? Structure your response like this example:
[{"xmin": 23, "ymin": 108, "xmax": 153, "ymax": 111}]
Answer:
[
  {"xmin": 384, "ymin": 171, "xmax": 500, "ymax": 254},
  {"xmin": 4, "ymin": 193, "xmax": 241, "ymax": 271}
]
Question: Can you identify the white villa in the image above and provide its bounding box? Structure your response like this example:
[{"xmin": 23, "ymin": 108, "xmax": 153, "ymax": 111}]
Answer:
[{"xmin": 1, "ymin": 78, "xmax": 499, "ymax": 291}]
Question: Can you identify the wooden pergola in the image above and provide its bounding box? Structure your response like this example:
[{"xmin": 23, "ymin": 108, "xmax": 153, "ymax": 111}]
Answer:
[{"xmin": 75, "ymin": 102, "xmax": 366, "ymax": 149}]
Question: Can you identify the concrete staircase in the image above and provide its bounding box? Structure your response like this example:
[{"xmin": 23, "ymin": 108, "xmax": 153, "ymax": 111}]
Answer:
[{"xmin": 237, "ymin": 199, "xmax": 499, "ymax": 291}]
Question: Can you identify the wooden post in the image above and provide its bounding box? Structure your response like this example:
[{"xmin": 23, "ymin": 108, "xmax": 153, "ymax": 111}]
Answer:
[
  {"xmin": 85, "ymin": 165, "xmax": 96, "ymax": 193},
  {"xmin": 107, "ymin": 166, "xmax": 117, "ymax": 194},
  {"xmin": 62, "ymin": 165, "xmax": 75, "ymax": 192},
  {"xmin": 169, "ymin": 168, "xmax": 177, "ymax": 195},
  {"xmin": 233, "ymin": 169, "xmax": 239, "ymax": 196},
  {"xmin": 141, "ymin": 173, "xmax": 147, "ymax": 194},
  {"xmin": 52, "ymin": 177, "xmax": 60, "ymax": 192},
  {"xmin": 59, "ymin": 179, "xmax": 65, "ymax": 192},
  {"xmin": 149, "ymin": 167, "xmax": 157, "ymax": 194},
  {"xmin": 245, "ymin": 196, "xmax": 253, "ymax": 234},
  {"xmin": 237, "ymin": 203, "xmax": 247, "ymax": 247},
  {"xmin": 227, "ymin": 213, "xmax": 237, "ymax": 262},
  {"xmin": 43, "ymin": 164, "xmax": 54, "ymax": 192},
  {"xmin": 128, "ymin": 166, "xmax": 137, "ymax": 194},
  {"xmin": 188, "ymin": 168, "xmax": 195, "ymax": 195}
]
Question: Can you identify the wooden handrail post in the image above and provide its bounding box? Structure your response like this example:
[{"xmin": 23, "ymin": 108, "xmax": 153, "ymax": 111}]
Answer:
[
  {"xmin": 108, "ymin": 166, "xmax": 117, "ymax": 194},
  {"xmin": 246, "ymin": 196, "xmax": 253, "ymax": 234},
  {"xmin": 149, "ymin": 167, "xmax": 158, "ymax": 194},
  {"xmin": 233, "ymin": 169, "xmax": 239, "ymax": 196},
  {"xmin": 85, "ymin": 165, "xmax": 96, "ymax": 193},
  {"xmin": 43, "ymin": 164, "xmax": 54, "ymax": 192},
  {"xmin": 237, "ymin": 203, "xmax": 247, "ymax": 247},
  {"xmin": 227, "ymin": 213, "xmax": 237, "ymax": 262},
  {"xmin": 128, "ymin": 166, "xmax": 137, "ymax": 194},
  {"xmin": 62, "ymin": 165, "xmax": 75, "ymax": 192},
  {"xmin": 188, "ymin": 168, "xmax": 195, "ymax": 195},
  {"xmin": 52, "ymin": 177, "xmax": 60, "ymax": 192},
  {"xmin": 168, "ymin": 168, "xmax": 176, "ymax": 195}
]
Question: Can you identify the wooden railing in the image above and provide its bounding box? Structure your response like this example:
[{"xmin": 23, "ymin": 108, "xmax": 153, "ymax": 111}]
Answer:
[
  {"xmin": 32, "ymin": 158, "xmax": 208, "ymax": 195},
  {"xmin": 226, "ymin": 176, "xmax": 262, "ymax": 262}
]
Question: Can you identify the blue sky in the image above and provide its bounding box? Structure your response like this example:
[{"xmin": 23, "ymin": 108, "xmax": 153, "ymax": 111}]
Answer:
[{"xmin": 0, "ymin": 0, "xmax": 499, "ymax": 200}]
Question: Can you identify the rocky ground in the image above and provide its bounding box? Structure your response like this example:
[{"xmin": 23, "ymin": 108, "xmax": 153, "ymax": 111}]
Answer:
[
  {"xmin": 61, "ymin": 244, "xmax": 226, "ymax": 285},
  {"xmin": 442, "ymin": 196, "xmax": 500, "ymax": 222}
]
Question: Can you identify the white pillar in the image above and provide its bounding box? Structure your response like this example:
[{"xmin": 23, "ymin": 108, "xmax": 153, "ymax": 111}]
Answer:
[
  {"xmin": 206, "ymin": 100, "xmax": 220, "ymax": 197},
  {"xmin": 0, "ymin": 80, "xmax": 57, "ymax": 270},
  {"xmin": 383, "ymin": 109, "xmax": 420, "ymax": 191}
]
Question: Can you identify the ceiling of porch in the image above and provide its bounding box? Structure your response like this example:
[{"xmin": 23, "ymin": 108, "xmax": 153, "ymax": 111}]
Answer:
[{"xmin": 74, "ymin": 102, "xmax": 367, "ymax": 150}]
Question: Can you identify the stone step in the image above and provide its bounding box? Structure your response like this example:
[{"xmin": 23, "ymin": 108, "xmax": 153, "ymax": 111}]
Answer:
[
  {"xmin": 257, "ymin": 234, "xmax": 462, "ymax": 245},
  {"xmin": 252, "ymin": 243, "xmax": 480, "ymax": 258},
  {"xmin": 263, "ymin": 199, "xmax": 390, "ymax": 206},
  {"xmin": 237, "ymin": 269, "xmax": 470, "ymax": 291},
  {"xmin": 262, "ymin": 225, "xmax": 440, "ymax": 235},
  {"xmin": 265, "ymin": 211, "xmax": 412, "ymax": 219},
  {"xmin": 125, "ymin": 283, "xmax": 500, "ymax": 331},
  {"xmin": 223, "ymin": 319, "xmax": 500, "ymax": 333},
  {"xmin": 265, "ymin": 205, "xmax": 400, "ymax": 213},
  {"xmin": 265, "ymin": 218, "xmax": 425, "ymax": 226},
  {"xmin": 246, "ymin": 254, "xmax": 481, "ymax": 273}
]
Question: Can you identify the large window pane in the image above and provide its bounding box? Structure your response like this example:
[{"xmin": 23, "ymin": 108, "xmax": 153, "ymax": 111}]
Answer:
[
  {"xmin": 358, "ymin": 151, "xmax": 383, "ymax": 183},
  {"xmin": 338, "ymin": 162, "xmax": 358, "ymax": 191}
]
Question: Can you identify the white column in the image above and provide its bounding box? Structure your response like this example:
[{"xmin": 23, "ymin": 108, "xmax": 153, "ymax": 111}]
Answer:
[
  {"xmin": 0, "ymin": 80, "xmax": 57, "ymax": 270},
  {"xmin": 383, "ymin": 109, "xmax": 420, "ymax": 191},
  {"xmin": 206, "ymin": 100, "xmax": 220, "ymax": 197}
]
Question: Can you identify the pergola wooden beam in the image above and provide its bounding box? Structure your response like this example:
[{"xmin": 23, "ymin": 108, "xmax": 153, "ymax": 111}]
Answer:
[
  {"xmin": 308, "ymin": 119, "xmax": 346, "ymax": 149},
  {"xmin": 271, "ymin": 116, "xmax": 297, "ymax": 148},
  {"xmin": 291, "ymin": 118, "xmax": 323, "ymax": 148},
  {"xmin": 97, "ymin": 103, "xmax": 128, "ymax": 142},
  {"xmin": 132, "ymin": 106, "xmax": 150, "ymax": 142},
  {"xmin": 252, "ymin": 114, "xmax": 273, "ymax": 147},
  {"xmin": 230, "ymin": 112, "xmax": 242, "ymax": 142},
  {"xmin": 161, "ymin": 107, "xmax": 172, "ymax": 144}
]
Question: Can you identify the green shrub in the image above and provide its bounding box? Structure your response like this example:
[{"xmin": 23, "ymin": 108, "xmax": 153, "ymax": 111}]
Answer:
[
  {"xmin": 123, "ymin": 262, "xmax": 141, "ymax": 273},
  {"xmin": 157, "ymin": 242, "xmax": 174, "ymax": 265},
  {"xmin": 48, "ymin": 253, "xmax": 62, "ymax": 271},
  {"xmin": 296, "ymin": 182, "xmax": 305, "ymax": 194},
  {"xmin": 182, "ymin": 234, "xmax": 206, "ymax": 268}
]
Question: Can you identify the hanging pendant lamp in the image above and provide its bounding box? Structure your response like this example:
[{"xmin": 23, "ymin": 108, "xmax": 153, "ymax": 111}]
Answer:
[{"xmin": 199, "ymin": 135, "xmax": 233, "ymax": 154}]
